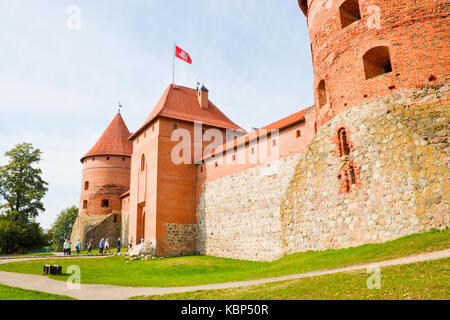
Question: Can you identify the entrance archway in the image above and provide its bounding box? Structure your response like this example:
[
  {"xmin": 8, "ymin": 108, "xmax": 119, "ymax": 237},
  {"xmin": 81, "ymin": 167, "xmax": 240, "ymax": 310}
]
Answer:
[{"xmin": 136, "ymin": 206, "xmax": 146, "ymax": 244}]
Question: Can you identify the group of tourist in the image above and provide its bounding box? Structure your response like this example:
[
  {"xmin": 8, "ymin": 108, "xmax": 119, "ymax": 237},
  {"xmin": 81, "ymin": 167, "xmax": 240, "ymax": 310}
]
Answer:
[
  {"xmin": 85, "ymin": 238, "xmax": 122, "ymax": 255},
  {"xmin": 62, "ymin": 237, "xmax": 138, "ymax": 256},
  {"xmin": 63, "ymin": 239, "xmax": 82, "ymax": 255}
]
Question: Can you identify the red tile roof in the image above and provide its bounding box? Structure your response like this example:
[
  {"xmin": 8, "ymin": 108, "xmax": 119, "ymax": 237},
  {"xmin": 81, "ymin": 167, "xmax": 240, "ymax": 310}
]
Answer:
[
  {"xmin": 262, "ymin": 106, "xmax": 313, "ymax": 131},
  {"xmin": 202, "ymin": 106, "xmax": 313, "ymax": 160},
  {"xmin": 130, "ymin": 84, "xmax": 244, "ymax": 140},
  {"xmin": 81, "ymin": 113, "xmax": 133, "ymax": 162}
]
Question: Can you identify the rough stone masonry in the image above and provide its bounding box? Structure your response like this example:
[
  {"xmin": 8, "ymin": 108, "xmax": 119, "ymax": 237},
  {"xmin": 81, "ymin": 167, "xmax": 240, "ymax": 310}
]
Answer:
[{"xmin": 196, "ymin": 86, "xmax": 449, "ymax": 261}]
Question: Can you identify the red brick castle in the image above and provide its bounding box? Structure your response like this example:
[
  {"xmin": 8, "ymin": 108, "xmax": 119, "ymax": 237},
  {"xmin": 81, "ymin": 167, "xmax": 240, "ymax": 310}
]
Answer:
[{"xmin": 71, "ymin": 0, "xmax": 449, "ymax": 260}]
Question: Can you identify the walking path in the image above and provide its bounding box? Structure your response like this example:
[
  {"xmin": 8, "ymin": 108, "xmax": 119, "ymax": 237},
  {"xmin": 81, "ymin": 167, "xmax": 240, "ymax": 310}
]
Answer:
[{"xmin": 0, "ymin": 249, "xmax": 449, "ymax": 300}]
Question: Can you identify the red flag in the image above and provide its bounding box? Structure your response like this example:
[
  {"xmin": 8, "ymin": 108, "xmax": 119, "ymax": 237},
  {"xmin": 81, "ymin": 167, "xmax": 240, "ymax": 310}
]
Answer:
[{"xmin": 175, "ymin": 45, "xmax": 192, "ymax": 64}]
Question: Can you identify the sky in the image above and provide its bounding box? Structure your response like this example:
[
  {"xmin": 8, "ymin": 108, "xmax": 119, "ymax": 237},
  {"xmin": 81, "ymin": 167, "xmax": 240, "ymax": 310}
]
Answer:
[{"xmin": 0, "ymin": 0, "xmax": 313, "ymax": 229}]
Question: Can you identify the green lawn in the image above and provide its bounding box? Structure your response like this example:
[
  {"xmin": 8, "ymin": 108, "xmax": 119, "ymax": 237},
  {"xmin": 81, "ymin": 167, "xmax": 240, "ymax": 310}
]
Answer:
[
  {"xmin": 132, "ymin": 258, "xmax": 450, "ymax": 300},
  {"xmin": 0, "ymin": 229, "xmax": 448, "ymax": 287},
  {"xmin": 0, "ymin": 284, "xmax": 76, "ymax": 300}
]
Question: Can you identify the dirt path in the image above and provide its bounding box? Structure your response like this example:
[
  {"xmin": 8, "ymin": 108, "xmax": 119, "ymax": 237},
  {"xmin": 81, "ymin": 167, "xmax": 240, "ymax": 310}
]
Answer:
[{"xmin": 0, "ymin": 249, "xmax": 449, "ymax": 300}]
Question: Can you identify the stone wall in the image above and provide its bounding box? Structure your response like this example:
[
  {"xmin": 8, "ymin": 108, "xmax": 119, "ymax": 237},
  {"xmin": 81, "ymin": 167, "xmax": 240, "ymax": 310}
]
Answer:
[
  {"xmin": 196, "ymin": 155, "xmax": 300, "ymax": 261},
  {"xmin": 164, "ymin": 223, "xmax": 197, "ymax": 256},
  {"xmin": 281, "ymin": 85, "xmax": 449, "ymax": 254},
  {"xmin": 70, "ymin": 213, "xmax": 122, "ymax": 250},
  {"xmin": 196, "ymin": 85, "xmax": 449, "ymax": 261}
]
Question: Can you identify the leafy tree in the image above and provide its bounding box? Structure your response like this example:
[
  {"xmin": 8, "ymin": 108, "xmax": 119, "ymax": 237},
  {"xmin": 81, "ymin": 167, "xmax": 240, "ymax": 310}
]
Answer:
[
  {"xmin": 0, "ymin": 143, "xmax": 48, "ymax": 254},
  {"xmin": 50, "ymin": 206, "xmax": 78, "ymax": 251},
  {"xmin": 0, "ymin": 143, "xmax": 48, "ymax": 222},
  {"xmin": 0, "ymin": 216, "xmax": 46, "ymax": 254}
]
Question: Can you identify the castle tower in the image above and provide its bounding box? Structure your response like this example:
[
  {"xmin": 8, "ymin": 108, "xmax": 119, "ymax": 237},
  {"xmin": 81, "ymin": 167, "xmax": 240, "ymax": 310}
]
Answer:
[
  {"xmin": 71, "ymin": 112, "xmax": 133, "ymax": 249},
  {"xmin": 298, "ymin": 0, "xmax": 449, "ymax": 126},
  {"xmin": 127, "ymin": 84, "xmax": 244, "ymax": 256}
]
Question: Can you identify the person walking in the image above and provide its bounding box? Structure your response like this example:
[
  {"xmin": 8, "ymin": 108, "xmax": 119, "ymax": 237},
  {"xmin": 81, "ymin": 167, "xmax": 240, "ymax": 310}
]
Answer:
[
  {"xmin": 116, "ymin": 238, "xmax": 121, "ymax": 254},
  {"xmin": 64, "ymin": 239, "xmax": 71, "ymax": 256},
  {"xmin": 75, "ymin": 240, "xmax": 81, "ymax": 255},
  {"xmin": 99, "ymin": 238, "xmax": 105, "ymax": 255},
  {"xmin": 63, "ymin": 240, "xmax": 68, "ymax": 256},
  {"xmin": 87, "ymin": 239, "xmax": 93, "ymax": 255},
  {"xmin": 105, "ymin": 238, "xmax": 110, "ymax": 254},
  {"xmin": 68, "ymin": 240, "xmax": 72, "ymax": 255},
  {"xmin": 128, "ymin": 236, "xmax": 133, "ymax": 250}
]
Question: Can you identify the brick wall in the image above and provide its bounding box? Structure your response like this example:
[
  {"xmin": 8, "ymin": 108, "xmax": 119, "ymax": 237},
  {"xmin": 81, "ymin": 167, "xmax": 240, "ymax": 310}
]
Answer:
[
  {"xmin": 79, "ymin": 155, "xmax": 131, "ymax": 216},
  {"xmin": 302, "ymin": 0, "xmax": 449, "ymax": 128}
]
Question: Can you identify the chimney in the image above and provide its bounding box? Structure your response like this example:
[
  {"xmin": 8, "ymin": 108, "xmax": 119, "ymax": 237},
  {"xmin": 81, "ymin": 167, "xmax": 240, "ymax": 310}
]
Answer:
[{"xmin": 197, "ymin": 85, "xmax": 209, "ymax": 109}]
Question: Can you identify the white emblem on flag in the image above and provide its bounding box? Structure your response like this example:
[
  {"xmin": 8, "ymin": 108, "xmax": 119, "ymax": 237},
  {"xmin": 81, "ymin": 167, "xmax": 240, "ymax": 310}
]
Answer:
[{"xmin": 180, "ymin": 51, "xmax": 187, "ymax": 59}]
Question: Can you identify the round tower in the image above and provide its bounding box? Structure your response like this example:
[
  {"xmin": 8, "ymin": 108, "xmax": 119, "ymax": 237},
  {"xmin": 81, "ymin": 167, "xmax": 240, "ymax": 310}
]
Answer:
[
  {"xmin": 71, "ymin": 112, "xmax": 132, "ymax": 249},
  {"xmin": 298, "ymin": 0, "xmax": 449, "ymax": 126}
]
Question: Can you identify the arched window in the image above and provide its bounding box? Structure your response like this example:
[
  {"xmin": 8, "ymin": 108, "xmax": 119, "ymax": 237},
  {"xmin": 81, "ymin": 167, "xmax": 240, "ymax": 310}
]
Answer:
[
  {"xmin": 337, "ymin": 128, "xmax": 350, "ymax": 156},
  {"xmin": 84, "ymin": 181, "xmax": 89, "ymax": 190},
  {"xmin": 83, "ymin": 200, "xmax": 88, "ymax": 209},
  {"xmin": 363, "ymin": 46, "xmax": 393, "ymax": 80},
  {"xmin": 340, "ymin": 0, "xmax": 361, "ymax": 28},
  {"xmin": 140, "ymin": 154, "xmax": 145, "ymax": 172},
  {"xmin": 317, "ymin": 80, "xmax": 327, "ymax": 107}
]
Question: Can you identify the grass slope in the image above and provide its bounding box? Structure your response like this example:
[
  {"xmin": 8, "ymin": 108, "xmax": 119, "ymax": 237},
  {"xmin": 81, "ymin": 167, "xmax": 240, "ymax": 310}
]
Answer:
[
  {"xmin": 0, "ymin": 284, "xmax": 76, "ymax": 300},
  {"xmin": 0, "ymin": 229, "xmax": 448, "ymax": 287},
  {"xmin": 132, "ymin": 258, "xmax": 450, "ymax": 300}
]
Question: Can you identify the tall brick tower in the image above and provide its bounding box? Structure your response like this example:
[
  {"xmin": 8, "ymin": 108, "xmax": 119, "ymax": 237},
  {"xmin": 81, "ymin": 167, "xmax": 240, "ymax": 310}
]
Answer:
[
  {"xmin": 298, "ymin": 0, "xmax": 449, "ymax": 127},
  {"xmin": 71, "ymin": 112, "xmax": 133, "ymax": 249}
]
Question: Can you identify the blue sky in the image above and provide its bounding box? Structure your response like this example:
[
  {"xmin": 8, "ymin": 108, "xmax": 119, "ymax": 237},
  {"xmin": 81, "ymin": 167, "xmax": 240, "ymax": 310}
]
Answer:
[{"xmin": 0, "ymin": 0, "xmax": 313, "ymax": 229}]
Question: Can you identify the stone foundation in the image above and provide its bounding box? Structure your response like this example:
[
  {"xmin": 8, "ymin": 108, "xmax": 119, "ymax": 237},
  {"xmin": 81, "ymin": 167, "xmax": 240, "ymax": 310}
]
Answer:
[
  {"xmin": 164, "ymin": 223, "xmax": 197, "ymax": 256},
  {"xmin": 196, "ymin": 156, "xmax": 300, "ymax": 261},
  {"xmin": 281, "ymin": 86, "xmax": 449, "ymax": 254}
]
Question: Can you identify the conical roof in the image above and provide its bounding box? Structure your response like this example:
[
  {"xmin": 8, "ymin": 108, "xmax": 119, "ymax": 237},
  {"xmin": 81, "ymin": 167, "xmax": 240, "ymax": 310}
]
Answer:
[{"xmin": 81, "ymin": 113, "xmax": 133, "ymax": 162}]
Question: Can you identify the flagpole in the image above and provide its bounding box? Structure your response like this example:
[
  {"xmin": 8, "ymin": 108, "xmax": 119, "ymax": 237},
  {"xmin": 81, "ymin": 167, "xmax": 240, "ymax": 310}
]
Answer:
[{"xmin": 172, "ymin": 43, "xmax": 175, "ymax": 84}]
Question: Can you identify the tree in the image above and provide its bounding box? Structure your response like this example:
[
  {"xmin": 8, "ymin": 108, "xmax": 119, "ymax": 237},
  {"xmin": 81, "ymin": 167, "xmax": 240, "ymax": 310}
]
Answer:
[
  {"xmin": 0, "ymin": 143, "xmax": 48, "ymax": 254},
  {"xmin": 0, "ymin": 143, "xmax": 48, "ymax": 222},
  {"xmin": 50, "ymin": 206, "xmax": 78, "ymax": 251},
  {"xmin": 0, "ymin": 216, "xmax": 46, "ymax": 254}
]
